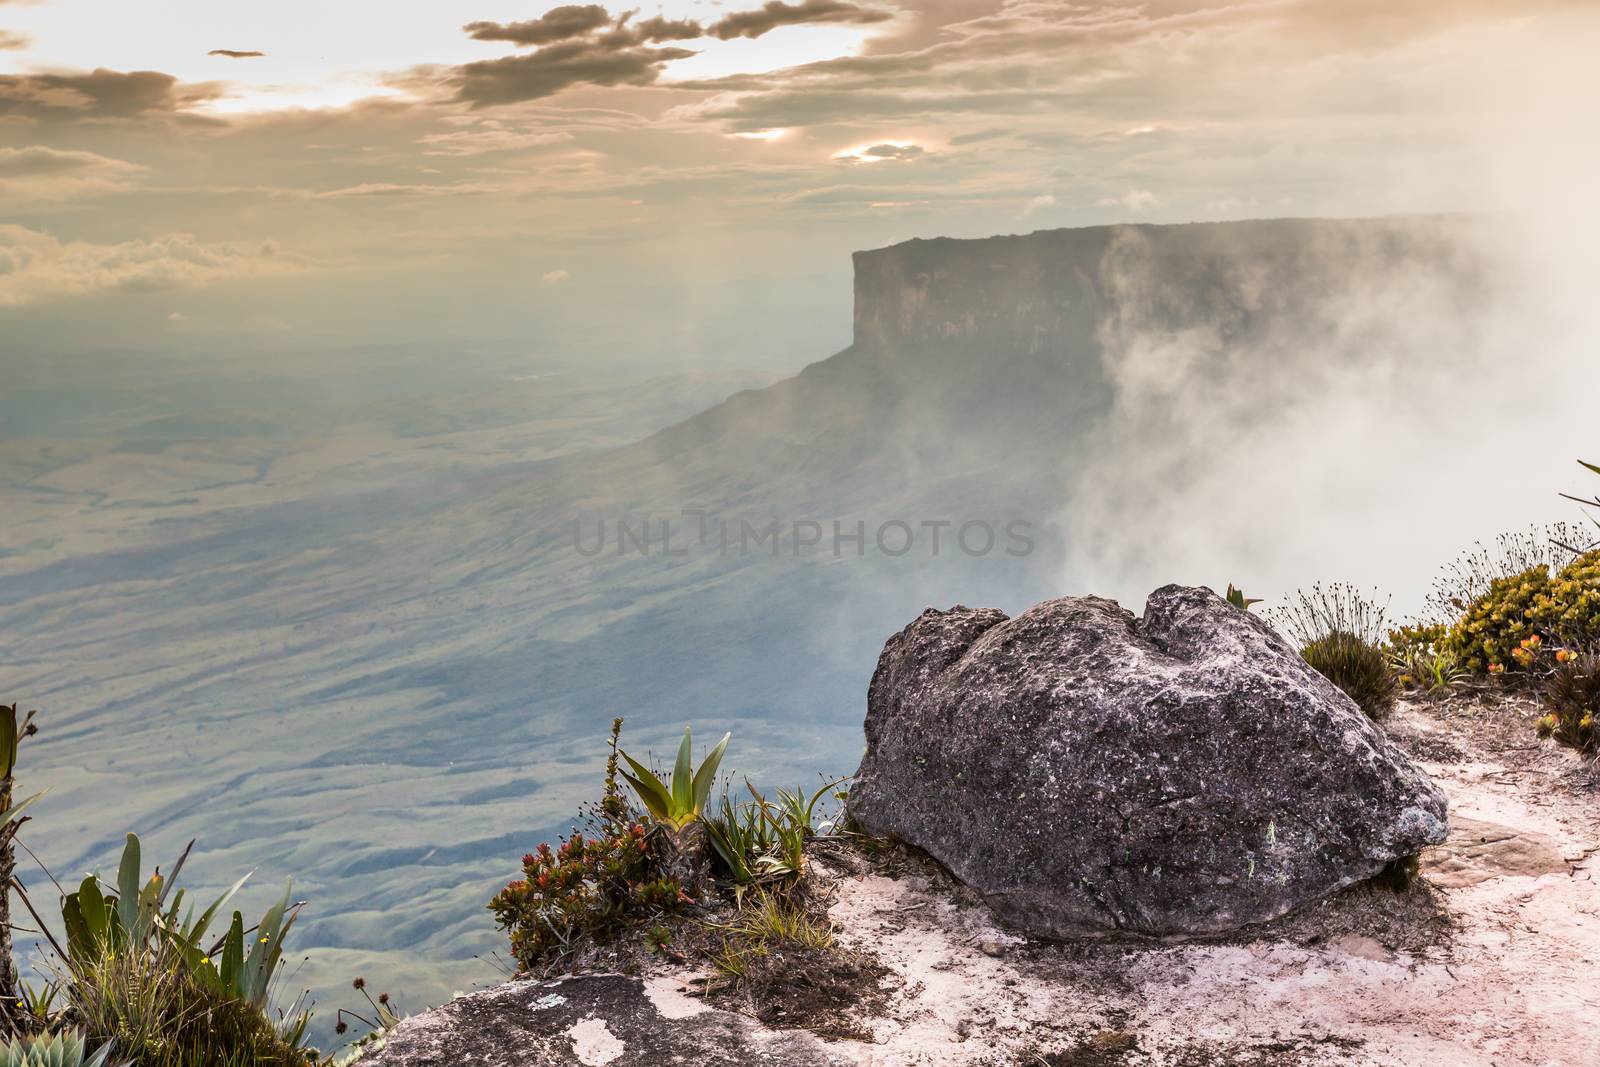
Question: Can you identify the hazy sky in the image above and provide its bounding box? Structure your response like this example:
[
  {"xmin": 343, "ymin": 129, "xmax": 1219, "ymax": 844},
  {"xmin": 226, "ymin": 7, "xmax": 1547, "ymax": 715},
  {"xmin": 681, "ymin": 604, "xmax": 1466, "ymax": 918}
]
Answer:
[{"xmin": 2, "ymin": 0, "xmax": 1596, "ymax": 364}]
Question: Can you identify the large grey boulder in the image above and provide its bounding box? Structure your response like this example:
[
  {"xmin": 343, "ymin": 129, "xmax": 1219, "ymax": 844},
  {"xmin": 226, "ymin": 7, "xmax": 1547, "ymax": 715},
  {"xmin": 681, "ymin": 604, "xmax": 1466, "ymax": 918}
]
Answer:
[{"xmin": 846, "ymin": 585, "xmax": 1448, "ymax": 936}]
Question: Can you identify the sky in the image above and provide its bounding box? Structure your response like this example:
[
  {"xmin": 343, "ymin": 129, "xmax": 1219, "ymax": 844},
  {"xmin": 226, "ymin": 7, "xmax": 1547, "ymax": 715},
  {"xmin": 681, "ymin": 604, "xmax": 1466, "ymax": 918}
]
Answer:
[{"xmin": 2, "ymin": 0, "xmax": 1598, "ymax": 366}]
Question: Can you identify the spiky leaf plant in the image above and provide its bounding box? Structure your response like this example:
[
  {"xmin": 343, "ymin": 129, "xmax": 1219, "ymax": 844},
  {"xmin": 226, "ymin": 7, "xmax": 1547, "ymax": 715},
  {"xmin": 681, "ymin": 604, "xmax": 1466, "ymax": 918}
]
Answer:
[
  {"xmin": 618, "ymin": 728, "xmax": 730, "ymax": 832},
  {"xmin": 1224, "ymin": 584, "xmax": 1262, "ymax": 611},
  {"xmin": 0, "ymin": 1032, "xmax": 120, "ymax": 1067}
]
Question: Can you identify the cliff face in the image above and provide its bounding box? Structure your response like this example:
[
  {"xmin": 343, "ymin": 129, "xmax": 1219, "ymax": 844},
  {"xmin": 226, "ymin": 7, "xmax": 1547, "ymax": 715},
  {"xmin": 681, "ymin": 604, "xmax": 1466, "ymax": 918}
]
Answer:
[
  {"xmin": 849, "ymin": 215, "xmax": 1481, "ymax": 358},
  {"xmin": 647, "ymin": 214, "xmax": 1485, "ymax": 468}
]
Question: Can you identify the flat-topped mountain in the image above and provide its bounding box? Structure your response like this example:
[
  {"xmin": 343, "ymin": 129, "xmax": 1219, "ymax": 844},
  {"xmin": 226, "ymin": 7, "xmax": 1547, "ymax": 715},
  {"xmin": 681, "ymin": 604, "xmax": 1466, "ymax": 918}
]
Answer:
[{"xmin": 1, "ymin": 215, "xmax": 1495, "ymax": 1033}]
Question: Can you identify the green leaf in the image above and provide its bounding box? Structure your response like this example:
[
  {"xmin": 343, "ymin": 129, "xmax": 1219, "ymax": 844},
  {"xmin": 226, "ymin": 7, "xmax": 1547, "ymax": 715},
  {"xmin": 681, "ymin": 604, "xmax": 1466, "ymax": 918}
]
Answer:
[
  {"xmin": 183, "ymin": 869, "xmax": 252, "ymax": 946},
  {"xmin": 115, "ymin": 833, "xmax": 142, "ymax": 939},
  {"xmin": 0, "ymin": 790, "xmax": 41, "ymax": 831},
  {"xmin": 670, "ymin": 728, "xmax": 694, "ymax": 816},
  {"xmin": 220, "ymin": 911, "xmax": 245, "ymax": 991},
  {"xmin": 0, "ymin": 705, "xmax": 16, "ymax": 781},
  {"xmin": 690, "ymin": 732, "xmax": 731, "ymax": 816},
  {"xmin": 619, "ymin": 756, "xmax": 671, "ymax": 821},
  {"xmin": 242, "ymin": 881, "xmax": 293, "ymax": 1008}
]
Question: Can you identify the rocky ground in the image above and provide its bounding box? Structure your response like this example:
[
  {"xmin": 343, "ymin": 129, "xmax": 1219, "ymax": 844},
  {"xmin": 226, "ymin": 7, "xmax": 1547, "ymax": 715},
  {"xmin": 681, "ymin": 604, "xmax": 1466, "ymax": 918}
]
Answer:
[{"xmin": 363, "ymin": 694, "xmax": 1599, "ymax": 1067}]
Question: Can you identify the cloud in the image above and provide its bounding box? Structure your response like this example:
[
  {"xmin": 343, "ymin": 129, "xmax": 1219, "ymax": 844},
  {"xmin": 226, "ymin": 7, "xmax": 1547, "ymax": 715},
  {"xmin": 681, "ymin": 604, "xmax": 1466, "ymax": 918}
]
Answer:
[
  {"xmin": 447, "ymin": 1, "xmax": 904, "ymax": 106},
  {"xmin": 453, "ymin": 39, "xmax": 697, "ymax": 106},
  {"xmin": 0, "ymin": 68, "xmax": 221, "ymax": 121},
  {"xmin": 208, "ymin": 49, "xmax": 266, "ymax": 59},
  {"xmin": 0, "ymin": 145, "xmax": 145, "ymax": 200},
  {"xmin": 464, "ymin": 6, "xmax": 613, "ymax": 47},
  {"xmin": 1097, "ymin": 189, "xmax": 1158, "ymax": 213},
  {"xmin": 835, "ymin": 141, "xmax": 926, "ymax": 163},
  {"xmin": 543, "ymin": 268, "xmax": 570, "ymax": 284},
  {"xmin": 707, "ymin": 0, "xmax": 894, "ymax": 40},
  {"xmin": 0, "ymin": 30, "xmax": 29, "ymax": 51},
  {"xmin": 0, "ymin": 224, "xmax": 295, "ymax": 306},
  {"xmin": 418, "ymin": 120, "xmax": 572, "ymax": 156},
  {"xmin": 1020, "ymin": 192, "xmax": 1056, "ymax": 216}
]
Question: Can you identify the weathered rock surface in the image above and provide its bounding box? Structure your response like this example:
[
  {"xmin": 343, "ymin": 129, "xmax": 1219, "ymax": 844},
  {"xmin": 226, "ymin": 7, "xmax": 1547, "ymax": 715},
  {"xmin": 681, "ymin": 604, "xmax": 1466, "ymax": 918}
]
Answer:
[
  {"xmin": 846, "ymin": 584, "xmax": 1449, "ymax": 936},
  {"xmin": 1423, "ymin": 815, "xmax": 1569, "ymax": 887},
  {"xmin": 358, "ymin": 974, "xmax": 852, "ymax": 1066}
]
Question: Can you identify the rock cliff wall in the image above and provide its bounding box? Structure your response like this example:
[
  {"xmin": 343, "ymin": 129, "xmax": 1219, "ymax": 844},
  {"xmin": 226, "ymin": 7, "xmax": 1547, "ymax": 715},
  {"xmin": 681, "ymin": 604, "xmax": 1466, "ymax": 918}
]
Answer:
[{"xmin": 850, "ymin": 215, "xmax": 1482, "ymax": 359}]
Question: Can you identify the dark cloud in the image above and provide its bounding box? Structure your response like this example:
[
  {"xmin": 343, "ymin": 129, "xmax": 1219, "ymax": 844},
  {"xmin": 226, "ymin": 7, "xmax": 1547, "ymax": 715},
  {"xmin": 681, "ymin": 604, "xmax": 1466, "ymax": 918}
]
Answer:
[
  {"xmin": 852, "ymin": 142, "xmax": 925, "ymax": 161},
  {"xmin": 446, "ymin": 0, "xmax": 908, "ymax": 107},
  {"xmin": 464, "ymin": 6, "xmax": 612, "ymax": 46},
  {"xmin": 707, "ymin": 0, "xmax": 894, "ymax": 40},
  {"xmin": 621, "ymin": 16, "xmax": 706, "ymax": 44},
  {"xmin": 208, "ymin": 49, "xmax": 267, "ymax": 59},
  {"xmin": 0, "ymin": 68, "xmax": 222, "ymax": 121},
  {"xmin": 461, "ymin": 1, "xmax": 894, "ymax": 59},
  {"xmin": 454, "ymin": 40, "xmax": 696, "ymax": 107}
]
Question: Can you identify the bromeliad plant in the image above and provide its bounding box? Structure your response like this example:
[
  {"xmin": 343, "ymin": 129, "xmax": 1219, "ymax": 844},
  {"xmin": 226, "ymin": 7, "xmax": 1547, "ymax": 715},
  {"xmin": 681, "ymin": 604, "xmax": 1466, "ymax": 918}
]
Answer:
[
  {"xmin": 1224, "ymin": 583, "xmax": 1262, "ymax": 611},
  {"xmin": 704, "ymin": 778, "xmax": 848, "ymax": 888},
  {"xmin": 618, "ymin": 726, "xmax": 731, "ymax": 895},
  {"xmin": 490, "ymin": 719, "xmax": 716, "ymax": 971},
  {"xmin": 617, "ymin": 728, "xmax": 730, "ymax": 833}
]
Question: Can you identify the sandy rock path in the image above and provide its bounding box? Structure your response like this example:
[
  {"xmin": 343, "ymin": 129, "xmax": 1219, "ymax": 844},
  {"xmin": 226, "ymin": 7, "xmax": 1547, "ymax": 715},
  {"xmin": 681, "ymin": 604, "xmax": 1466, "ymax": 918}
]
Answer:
[{"xmin": 817, "ymin": 699, "xmax": 1599, "ymax": 1066}]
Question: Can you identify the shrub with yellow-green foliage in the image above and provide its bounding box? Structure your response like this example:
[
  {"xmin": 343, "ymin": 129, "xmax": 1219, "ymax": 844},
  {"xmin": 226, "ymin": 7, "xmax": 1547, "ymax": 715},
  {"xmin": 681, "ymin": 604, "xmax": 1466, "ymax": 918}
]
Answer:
[
  {"xmin": 1440, "ymin": 565, "xmax": 1554, "ymax": 673},
  {"xmin": 1533, "ymin": 549, "xmax": 1600, "ymax": 648},
  {"xmin": 1439, "ymin": 548, "xmax": 1600, "ymax": 674}
]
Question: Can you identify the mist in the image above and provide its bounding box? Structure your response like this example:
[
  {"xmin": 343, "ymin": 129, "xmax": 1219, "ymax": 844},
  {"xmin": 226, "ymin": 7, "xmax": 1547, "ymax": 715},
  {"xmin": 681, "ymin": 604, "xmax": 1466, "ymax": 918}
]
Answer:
[{"xmin": 1056, "ymin": 17, "xmax": 1600, "ymax": 623}]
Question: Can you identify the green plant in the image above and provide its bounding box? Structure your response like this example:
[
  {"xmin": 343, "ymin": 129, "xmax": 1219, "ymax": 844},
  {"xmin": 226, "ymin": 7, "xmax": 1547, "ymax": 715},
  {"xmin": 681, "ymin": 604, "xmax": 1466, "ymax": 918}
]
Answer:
[
  {"xmin": 708, "ymin": 890, "xmax": 834, "ymax": 984},
  {"xmin": 62, "ymin": 947, "xmax": 309, "ymax": 1067},
  {"xmin": 53, "ymin": 834, "xmax": 314, "ymax": 1064},
  {"xmin": 1301, "ymin": 631, "xmax": 1399, "ymax": 720},
  {"xmin": 1224, "ymin": 583, "xmax": 1262, "ymax": 611},
  {"xmin": 644, "ymin": 925, "xmax": 672, "ymax": 953},
  {"xmin": 618, "ymin": 728, "xmax": 730, "ymax": 832},
  {"xmin": 1538, "ymin": 650, "xmax": 1600, "ymax": 752},
  {"xmin": 0, "ymin": 1032, "xmax": 119, "ymax": 1067},
  {"xmin": 703, "ymin": 792, "xmax": 770, "ymax": 888},
  {"xmin": 1531, "ymin": 549, "xmax": 1600, "ymax": 648},
  {"xmin": 705, "ymin": 778, "xmax": 847, "ymax": 888},
  {"xmin": 488, "ymin": 823, "xmax": 685, "ymax": 970},
  {"xmin": 1269, "ymin": 585, "xmax": 1397, "ymax": 719},
  {"xmin": 1425, "ymin": 525, "xmax": 1585, "ymax": 625},
  {"xmin": 1385, "ymin": 624, "xmax": 1468, "ymax": 696},
  {"xmin": 0, "ymin": 701, "xmax": 43, "ymax": 1025},
  {"xmin": 1439, "ymin": 564, "xmax": 1552, "ymax": 673},
  {"xmin": 1432, "ymin": 551, "xmax": 1600, "ymax": 675}
]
